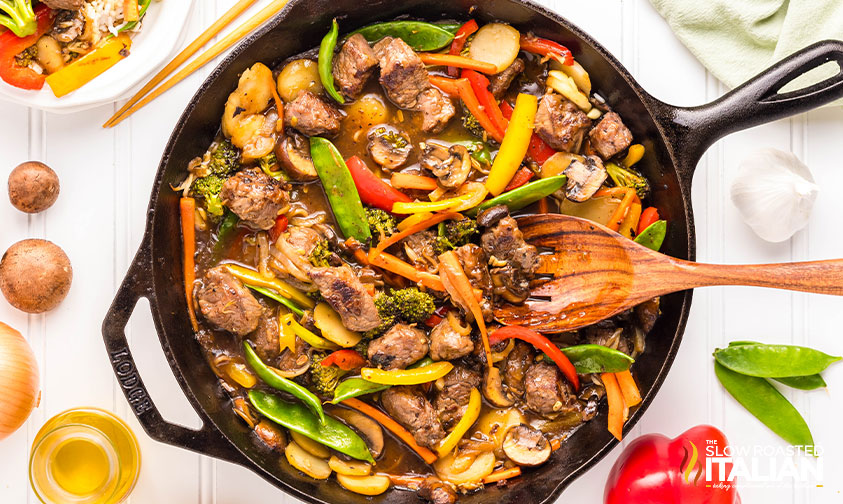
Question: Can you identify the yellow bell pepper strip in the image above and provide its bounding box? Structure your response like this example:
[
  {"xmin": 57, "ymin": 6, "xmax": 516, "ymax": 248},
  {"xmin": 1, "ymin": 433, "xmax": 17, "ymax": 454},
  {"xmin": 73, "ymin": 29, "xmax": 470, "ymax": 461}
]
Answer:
[
  {"xmin": 618, "ymin": 202, "xmax": 642, "ymax": 239},
  {"xmin": 276, "ymin": 309, "xmax": 296, "ymax": 353},
  {"xmin": 279, "ymin": 313, "xmax": 338, "ymax": 351},
  {"xmin": 622, "ymin": 144, "xmax": 645, "ymax": 168},
  {"xmin": 438, "ymin": 251, "xmax": 491, "ymax": 368},
  {"xmin": 448, "ymin": 182, "xmax": 488, "ymax": 213},
  {"xmin": 485, "ymin": 93, "xmax": 538, "ymax": 196},
  {"xmin": 436, "ymin": 388, "xmax": 481, "ymax": 456},
  {"xmin": 342, "ymin": 397, "xmax": 438, "ymax": 464},
  {"xmin": 361, "ymin": 361, "xmax": 453, "ymax": 385},
  {"xmin": 123, "ymin": 0, "xmax": 139, "ymax": 22},
  {"xmin": 392, "ymin": 194, "xmax": 475, "ymax": 214},
  {"xmin": 179, "ymin": 197, "xmax": 199, "ymax": 332},
  {"xmin": 369, "ymin": 252, "xmax": 445, "ymax": 292},
  {"xmin": 46, "ymin": 33, "xmax": 132, "ymax": 98},
  {"xmin": 223, "ymin": 263, "xmax": 315, "ymax": 309}
]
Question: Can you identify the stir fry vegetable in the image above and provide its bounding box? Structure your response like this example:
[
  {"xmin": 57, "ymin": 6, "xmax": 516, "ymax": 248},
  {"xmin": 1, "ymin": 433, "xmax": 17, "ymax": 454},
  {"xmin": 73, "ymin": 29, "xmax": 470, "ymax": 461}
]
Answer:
[
  {"xmin": 319, "ymin": 19, "xmax": 345, "ymax": 104},
  {"xmin": 559, "ymin": 344, "xmax": 634, "ymax": 374},
  {"xmin": 342, "ymin": 398, "xmax": 437, "ymax": 464},
  {"xmin": 634, "ymin": 220, "xmax": 667, "ymax": 251},
  {"xmin": 361, "ymin": 361, "xmax": 453, "ymax": 385},
  {"xmin": 310, "ymin": 137, "xmax": 371, "ymax": 242},
  {"xmin": 0, "ymin": 4, "xmax": 51, "ymax": 89},
  {"xmin": 331, "ymin": 377, "xmax": 390, "ymax": 404},
  {"xmin": 350, "ymin": 21, "xmax": 455, "ymax": 51},
  {"xmin": 436, "ymin": 388, "xmax": 480, "ymax": 456},
  {"xmin": 489, "ymin": 326, "xmax": 579, "ymax": 391},
  {"xmin": 46, "ymin": 34, "xmax": 133, "ymax": 98},
  {"xmin": 346, "ymin": 156, "xmax": 411, "ymax": 212},
  {"xmin": 486, "ymin": 93, "xmax": 537, "ymax": 195},
  {"xmin": 447, "ymin": 20, "xmax": 478, "ymax": 76},
  {"xmin": 469, "ymin": 176, "xmax": 567, "ymax": 216}
]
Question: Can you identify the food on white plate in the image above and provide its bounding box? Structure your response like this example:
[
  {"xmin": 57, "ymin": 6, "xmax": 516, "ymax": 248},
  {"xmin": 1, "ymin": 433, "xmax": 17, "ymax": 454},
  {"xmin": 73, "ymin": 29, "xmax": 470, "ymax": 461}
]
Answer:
[
  {"xmin": 0, "ymin": 238, "xmax": 72, "ymax": 313},
  {"xmin": 0, "ymin": 321, "xmax": 40, "ymax": 441},
  {"xmin": 7, "ymin": 160, "xmax": 60, "ymax": 213}
]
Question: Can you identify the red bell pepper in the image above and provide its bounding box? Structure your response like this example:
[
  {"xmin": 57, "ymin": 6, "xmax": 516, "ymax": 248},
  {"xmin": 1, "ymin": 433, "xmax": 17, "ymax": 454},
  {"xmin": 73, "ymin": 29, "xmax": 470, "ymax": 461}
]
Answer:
[
  {"xmin": 345, "ymin": 155, "xmax": 411, "ymax": 212},
  {"xmin": 321, "ymin": 349, "xmax": 366, "ymax": 371},
  {"xmin": 268, "ymin": 215, "xmax": 288, "ymax": 243},
  {"xmin": 519, "ymin": 35, "xmax": 574, "ymax": 66},
  {"xmin": 0, "ymin": 5, "xmax": 54, "ymax": 90},
  {"xmin": 503, "ymin": 166, "xmax": 534, "ymax": 192},
  {"xmin": 489, "ymin": 325, "xmax": 579, "ymax": 391},
  {"xmin": 455, "ymin": 77, "xmax": 505, "ymax": 143},
  {"xmin": 447, "ymin": 19, "xmax": 478, "ymax": 77},
  {"xmin": 500, "ymin": 101, "xmax": 556, "ymax": 164},
  {"xmin": 604, "ymin": 425, "xmax": 741, "ymax": 504},
  {"xmin": 462, "ymin": 69, "xmax": 509, "ymax": 136},
  {"xmin": 424, "ymin": 305, "xmax": 451, "ymax": 328},
  {"xmin": 638, "ymin": 207, "xmax": 660, "ymax": 235}
]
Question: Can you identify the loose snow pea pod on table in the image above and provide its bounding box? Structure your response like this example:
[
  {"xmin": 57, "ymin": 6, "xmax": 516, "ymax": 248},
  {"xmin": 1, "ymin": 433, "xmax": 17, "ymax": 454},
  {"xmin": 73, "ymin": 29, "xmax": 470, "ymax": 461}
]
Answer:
[
  {"xmin": 310, "ymin": 137, "xmax": 371, "ymax": 243},
  {"xmin": 468, "ymin": 176, "xmax": 567, "ymax": 217},
  {"xmin": 727, "ymin": 341, "xmax": 827, "ymax": 390},
  {"xmin": 248, "ymin": 390, "xmax": 374, "ymax": 462},
  {"xmin": 714, "ymin": 343, "xmax": 841, "ymax": 378},
  {"xmin": 349, "ymin": 21, "xmax": 455, "ymax": 51}
]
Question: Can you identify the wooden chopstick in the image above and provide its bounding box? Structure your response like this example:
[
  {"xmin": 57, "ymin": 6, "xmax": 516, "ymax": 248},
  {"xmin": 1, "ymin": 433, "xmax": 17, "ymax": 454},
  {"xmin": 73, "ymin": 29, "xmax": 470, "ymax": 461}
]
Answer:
[{"xmin": 104, "ymin": 0, "xmax": 290, "ymax": 128}]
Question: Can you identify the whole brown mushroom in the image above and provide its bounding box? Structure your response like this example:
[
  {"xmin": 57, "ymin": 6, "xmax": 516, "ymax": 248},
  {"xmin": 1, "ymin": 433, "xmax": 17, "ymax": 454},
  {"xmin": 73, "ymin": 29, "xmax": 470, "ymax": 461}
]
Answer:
[
  {"xmin": 8, "ymin": 162, "xmax": 60, "ymax": 214},
  {"xmin": 0, "ymin": 239, "xmax": 72, "ymax": 313}
]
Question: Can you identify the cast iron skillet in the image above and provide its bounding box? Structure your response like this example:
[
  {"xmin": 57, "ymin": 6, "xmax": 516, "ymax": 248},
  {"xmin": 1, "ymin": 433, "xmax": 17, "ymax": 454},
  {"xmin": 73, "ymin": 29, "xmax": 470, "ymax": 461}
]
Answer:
[{"xmin": 102, "ymin": 0, "xmax": 843, "ymax": 502}]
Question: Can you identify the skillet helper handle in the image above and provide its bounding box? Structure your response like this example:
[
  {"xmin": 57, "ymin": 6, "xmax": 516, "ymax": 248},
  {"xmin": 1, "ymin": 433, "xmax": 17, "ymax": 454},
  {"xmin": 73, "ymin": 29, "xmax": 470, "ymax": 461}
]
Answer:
[{"xmin": 102, "ymin": 236, "xmax": 248, "ymax": 466}]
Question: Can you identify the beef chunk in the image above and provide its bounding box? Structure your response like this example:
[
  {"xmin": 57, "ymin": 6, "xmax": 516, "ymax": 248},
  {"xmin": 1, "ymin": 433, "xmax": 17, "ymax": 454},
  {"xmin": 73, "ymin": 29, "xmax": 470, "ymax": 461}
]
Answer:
[
  {"xmin": 249, "ymin": 310, "xmax": 280, "ymax": 362},
  {"xmin": 502, "ymin": 341, "xmax": 534, "ymax": 399},
  {"xmin": 418, "ymin": 477, "xmax": 457, "ymax": 504},
  {"xmin": 434, "ymin": 366, "xmax": 481, "ymax": 430},
  {"xmin": 333, "ymin": 33, "xmax": 378, "ymax": 99},
  {"xmin": 563, "ymin": 155, "xmax": 607, "ymax": 202},
  {"xmin": 368, "ymin": 323, "xmax": 428, "ymax": 370},
  {"xmin": 51, "ymin": 9, "xmax": 84, "ymax": 43},
  {"xmin": 429, "ymin": 316, "xmax": 474, "ymax": 361},
  {"xmin": 221, "ymin": 168, "xmax": 288, "ymax": 230},
  {"xmin": 635, "ymin": 297, "xmax": 660, "ymax": 334},
  {"xmin": 584, "ymin": 319, "xmax": 631, "ymax": 355},
  {"xmin": 454, "ymin": 244, "xmax": 493, "ymax": 321},
  {"xmin": 489, "ymin": 58, "xmax": 525, "ymax": 99},
  {"xmin": 416, "ymin": 88, "xmax": 456, "ymax": 133},
  {"xmin": 284, "ymin": 90, "xmax": 343, "ymax": 137},
  {"xmin": 524, "ymin": 362, "xmax": 582, "ymax": 417},
  {"xmin": 534, "ymin": 93, "xmax": 591, "ymax": 153},
  {"xmin": 589, "ymin": 112, "xmax": 633, "ymax": 159},
  {"xmin": 308, "ymin": 265, "xmax": 381, "ymax": 331},
  {"xmin": 381, "ymin": 386, "xmax": 445, "ymax": 448},
  {"xmin": 196, "ymin": 266, "xmax": 263, "ymax": 336},
  {"xmin": 42, "ymin": 0, "xmax": 83, "ymax": 9},
  {"xmin": 277, "ymin": 225, "xmax": 323, "ymax": 276},
  {"xmin": 480, "ymin": 210, "xmax": 540, "ymax": 303}
]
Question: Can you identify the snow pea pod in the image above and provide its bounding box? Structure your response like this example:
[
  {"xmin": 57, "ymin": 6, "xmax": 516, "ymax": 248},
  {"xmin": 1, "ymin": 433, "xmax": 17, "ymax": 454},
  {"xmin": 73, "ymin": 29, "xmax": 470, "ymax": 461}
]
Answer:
[
  {"xmin": 243, "ymin": 342, "xmax": 325, "ymax": 424},
  {"xmin": 212, "ymin": 211, "xmax": 239, "ymax": 263},
  {"xmin": 319, "ymin": 19, "xmax": 345, "ymax": 104},
  {"xmin": 560, "ymin": 344, "xmax": 634, "ymax": 374},
  {"xmin": 714, "ymin": 361, "xmax": 814, "ymax": 448},
  {"xmin": 634, "ymin": 220, "xmax": 666, "ymax": 251},
  {"xmin": 349, "ymin": 21, "xmax": 455, "ymax": 51},
  {"xmin": 249, "ymin": 389, "xmax": 374, "ymax": 462},
  {"xmin": 452, "ymin": 140, "xmax": 492, "ymax": 165},
  {"xmin": 310, "ymin": 137, "xmax": 371, "ymax": 243},
  {"xmin": 714, "ymin": 343, "xmax": 841, "ymax": 378},
  {"xmin": 467, "ymin": 175, "xmax": 567, "ymax": 216},
  {"xmin": 728, "ymin": 341, "xmax": 827, "ymax": 390},
  {"xmin": 330, "ymin": 377, "xmax": 390, "ymax": 404},
  {"xmin": 117, "ymin": 0, "xmax": 151, "ymax": 34},
  {"xmin": 246, "ymin": 285, "xmax": 304, "ymax": 318}
]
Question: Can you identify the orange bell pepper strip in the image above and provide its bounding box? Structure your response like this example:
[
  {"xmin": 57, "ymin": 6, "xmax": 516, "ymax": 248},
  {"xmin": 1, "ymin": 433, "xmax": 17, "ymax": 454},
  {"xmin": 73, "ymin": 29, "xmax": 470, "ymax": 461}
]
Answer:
[
  {"xmin": 342, "ymin": 398, "xmax": 438, "ymax": 464},
  {"xmin": 615, "ymin": 369, "xmax": 642, "ymax": 407},
  {"xmin": 418, "ymin": 53, "xmax": 498, "ymax": 74},
  {"xmin": 180, "ymin": 198, "xmax": 199, "ymax": 331},
  {"xmin": 602, "ymin": 372, "xmax": 627, "ymax": 441}
]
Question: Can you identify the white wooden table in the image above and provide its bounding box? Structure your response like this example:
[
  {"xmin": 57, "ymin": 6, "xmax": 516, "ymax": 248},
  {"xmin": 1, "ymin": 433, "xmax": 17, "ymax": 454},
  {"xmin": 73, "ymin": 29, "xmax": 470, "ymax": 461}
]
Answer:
[{"xmin": 1, "ymin": 1, "xmax": 842, "ymax": 502}]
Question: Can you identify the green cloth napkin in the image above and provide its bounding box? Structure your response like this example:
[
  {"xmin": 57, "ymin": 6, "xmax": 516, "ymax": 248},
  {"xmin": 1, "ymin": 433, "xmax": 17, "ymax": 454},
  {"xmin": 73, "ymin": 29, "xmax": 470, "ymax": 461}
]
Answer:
[{"xmin": 649, "ymin": 0, "xmax": 843, "ymax": 106}]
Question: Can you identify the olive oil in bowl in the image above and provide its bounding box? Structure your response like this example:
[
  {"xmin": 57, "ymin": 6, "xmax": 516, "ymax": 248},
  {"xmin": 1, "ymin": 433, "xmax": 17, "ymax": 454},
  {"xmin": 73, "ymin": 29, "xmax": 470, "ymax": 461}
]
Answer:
[{"xmin": 29, "ymin": 408, "xmax": 140, "ymax": 504}]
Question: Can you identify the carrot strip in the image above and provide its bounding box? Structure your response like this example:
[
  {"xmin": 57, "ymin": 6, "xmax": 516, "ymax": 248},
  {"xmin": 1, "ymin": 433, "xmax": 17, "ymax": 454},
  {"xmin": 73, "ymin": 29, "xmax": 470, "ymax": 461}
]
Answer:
[
  {"xmin": 538, "ymin": 196, "xmax": 549, "ymax": 214},
  {"xmin": 180, "ymin": 197, "xmax": 199, "ymax": 332},
  {"xmin": 418, "ymin": 53, "xmax": 498, "ymax": 74},
  {"xmin": 618, "ymin": 202, "xmax": 642, "ymax": 239},
  {"xmin": 342, "ymin": 398, "xmax": 438, "ymax": 464},
  {"xmin": 482, "ymin": 466, "xmax": 522, "ymax": 484},
  {"xmin": 370, "ymin": 252, "xmax": 445, "ymax": 291},
  {"xmin": 383, "ymin": 474, "xmax": 425, "ymax": 489},
  {"xmin": 371, "ymin": 212, "xmax": 461, "ymax": 259},
  {"xmin": 593, "ymin": 187, "xmax": 639, "ymax": 232},
  {"xmin": 391, "ymin": 172, "xmax": 439, "ymax": 190},
  {"xmin": 602, "ymin": 372, "xmax": 626, "ymax": 441},
  {"xmin": 439, "ymin": 251, "xmax": 491, "ymax": 368},
  {"xmin": 429, "ymin": 75, "xmax": 462, "ymax": 97},
  {"xmin": 615, "ymin": 369, "xmax": 642, "ymax": 407},
  {"xmin": 549, "ymin": 438, "xmax": 561, "ymax": 451}
]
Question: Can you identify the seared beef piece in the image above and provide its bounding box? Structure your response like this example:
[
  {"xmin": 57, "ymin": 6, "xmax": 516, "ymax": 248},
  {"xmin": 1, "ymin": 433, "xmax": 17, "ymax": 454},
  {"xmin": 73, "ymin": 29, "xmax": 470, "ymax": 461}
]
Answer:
[
  {"xmin": 381, "ymin": 386, "xmax": 445, "ymax": 448},
  {"xmin": 489, "ymin": 58, "xmax": 525, "ymax": 99},
  {"xmin": 249, "ymin": 310, "xmax": 281, "ymax": 362},
  {"xmin": 254, "ymin": 420, "xmax": 287, "ymax": 452},
  {"xmin": 563, "ymin": 155, "xmax": 607, "ymax": 202},
  {"xmin": 368, "ymin": 127, "xmax": 412, "ymax": 170},
  {"xmin": 309, "ymin": 265, "xmax": 381, "ymax": 331},
  {"xmin": 402, "ymin": 229, "xmax": 439, "ymax": 271},
  {"xmin": 418, "ymin": 477, "xmax": 457, "ymax": 504},
  {"xmin": 584, "ymin": 319, "xmax": 631, "ymax": 355},
  {"xmin": 333, "ymin": 33, "xmax": 378, "ymax": 99},
  {"xmin": 454, "ymin": 244, "xmax": 493, "ymax": 321},
  {"xmin": 221, "ymin": 168, "xmax": 288, "ymax": 230},
  {"xmin": 524, "ymin": 362, "xmax": 582, "ymax": 417},
  {"xmin": 368, "ymin": 323, "xmax": 428, "ymax": 370},
  {"xmin": 635, "ymin": 297, "xmax": 660, "ymax": 334},
  {"xmin": 480, "ymin": 209, "xmax": 540, "ymax": 303},
  {"xmin": 502, "ymin": 341, "xmax": 534, "ymax": 399},
  {"xmin": 534, "ymin": 93, "xmax": 591, "ymax": 153},
  {"xmin": 434, "ymin": 366, "xmax": 481, "ymax": 429},
  {"xmin": 42, "ymin": 0, "xmax": 83, "ymax": 9},
  {"xmin": 51, "ymin": 10, "xmax": 84, "ymax": 43},
  {"xmin": 284, "ymin": 90, "xmax": 343, "ymax": 137},
  {"xmin": 416, "ymin": 87, "xmax": 456, "ymax": 133},
  {"xmin": 429, "ymin": 316, "xmax": 474, "ymax": 361},
  {"xmin": 196, "ymin": 266, "xmax": 263, "ymax": 336},
  {"xmin": 420, "ymin": 142, "xmax": 471, "ymax": 189},
  {"xmin": 589, "ymin": 112, "xmax": 633, "ymax": 159}
]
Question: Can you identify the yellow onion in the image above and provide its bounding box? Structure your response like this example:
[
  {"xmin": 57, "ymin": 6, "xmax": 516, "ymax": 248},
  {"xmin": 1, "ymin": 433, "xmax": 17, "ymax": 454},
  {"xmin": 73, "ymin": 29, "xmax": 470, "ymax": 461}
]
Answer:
[{"xmin": 0, "ymin": 322, "xmax": 40, "ymax": 440}]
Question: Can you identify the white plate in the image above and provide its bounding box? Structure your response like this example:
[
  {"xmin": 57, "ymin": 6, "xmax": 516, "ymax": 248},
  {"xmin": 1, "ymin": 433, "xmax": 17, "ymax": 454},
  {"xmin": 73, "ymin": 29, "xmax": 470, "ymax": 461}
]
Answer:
[{"xmin": 0, "ymin": 0, "xmax": 196, "ymax": 113}]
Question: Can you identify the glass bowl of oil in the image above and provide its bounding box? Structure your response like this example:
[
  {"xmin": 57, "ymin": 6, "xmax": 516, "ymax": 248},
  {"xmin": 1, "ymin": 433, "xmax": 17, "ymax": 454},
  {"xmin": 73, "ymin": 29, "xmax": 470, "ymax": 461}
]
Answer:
[{"xmin": 29, "ymin": 408, "xmax": 140, "ymax": 504}]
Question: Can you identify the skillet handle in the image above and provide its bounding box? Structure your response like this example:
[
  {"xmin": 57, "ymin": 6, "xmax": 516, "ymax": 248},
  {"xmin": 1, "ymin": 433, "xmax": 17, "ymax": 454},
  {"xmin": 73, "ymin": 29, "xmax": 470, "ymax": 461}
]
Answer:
[
  {"xmin": 655, "ymin": 40, "xmax": 843, "ymax": 173},
  {"xmin": 102, "ymin": 234, "xmax": 249, "ymax": 466}
]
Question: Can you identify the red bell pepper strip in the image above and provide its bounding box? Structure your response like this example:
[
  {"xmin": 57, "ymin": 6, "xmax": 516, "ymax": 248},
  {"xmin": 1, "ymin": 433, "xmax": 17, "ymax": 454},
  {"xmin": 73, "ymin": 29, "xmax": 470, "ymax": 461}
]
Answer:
[
  {"xmin": 321, "ymin": 349, "xmax": 366, "ymax": 371},
  {"xmin": 519, "ymin": 35, "xmax": 574, "ymax": 66},
  {"xmin": 447, "ymin": 19, "xmax": 478, "ymax": 77},
  {"xmin": 500, "ymin": 101, "xmax": 556, "ymax": 164},
  {"xmin": 455, "ymin": 77, "xmax": 505, "ymax": 143},
  {"xmin": 638, "ymin": 207, "xmax": 660, "ymax": 235},
  {"xmin": 503, "ymin": 166, "xmax": 534, "ymax": 192},
  {"xmin": 604, "ymin": 425, "xmax": 741, "ymax": 504},
  {"xmin": 489, "ymin": 325, "xmax": 579, "ymax": 391},
  {"xmin": 268, "ymin": 215, "xmax": 288, "ymax": 243},
  {"xmin": 345, "ymin": 155, "xmax": 411, "ymax": 212},
  {"xmin": 0, "ymin": 5, "xmax": 53, "ymax": 90},
  {"xmin": 424, "ymin": 305, "xmax": 451, "ymax": 328},
  {"xmin": 462, "ymin": 69, "xmax": 509, "ymax": 137}
]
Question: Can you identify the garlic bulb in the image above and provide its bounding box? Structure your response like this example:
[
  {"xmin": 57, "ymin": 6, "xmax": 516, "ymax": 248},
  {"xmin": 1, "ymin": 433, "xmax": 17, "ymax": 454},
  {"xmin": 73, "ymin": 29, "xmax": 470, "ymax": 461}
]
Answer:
[{"xmin": 730, "ymin": 148, "xmax": 818, "ymax": 243}]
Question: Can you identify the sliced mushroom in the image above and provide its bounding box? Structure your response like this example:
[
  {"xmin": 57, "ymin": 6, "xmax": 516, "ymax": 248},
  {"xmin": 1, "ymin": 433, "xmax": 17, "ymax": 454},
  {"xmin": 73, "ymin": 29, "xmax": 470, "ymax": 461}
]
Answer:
[
  {"xmin": 420, "ymin": 142, "xmax": 472, "ymax": 189},
  {"xmin": 502, "ymin": 424, "xmax": 551, "ymax": 466},
  {"xmin": 277, "ymin": 132, "xmax": 318, "ymax": 181},
  {"xmin": 483, "ymin": 367, "xmax": 514, "ymax": 407},
  {"xmin": 367, "ymin": 126, "xmax": 412, "ymax": 170},
  {"xmin": 254, "ymin": 419, "xmax": 287, "ymax": 452},
  {"xmin": 563, "ymin": 154, "xmax": 607, "ymax": 202},
  {"xmin": 330, "ymin": 406, "xmax": 385, "ymax": 459}
]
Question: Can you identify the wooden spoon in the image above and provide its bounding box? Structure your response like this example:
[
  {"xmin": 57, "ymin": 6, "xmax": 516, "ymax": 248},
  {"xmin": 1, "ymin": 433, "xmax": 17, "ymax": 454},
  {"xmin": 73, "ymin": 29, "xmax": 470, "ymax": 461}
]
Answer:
[{"xmin": 493, "ymin": 214, "xmax": 843, "ymax": 332}]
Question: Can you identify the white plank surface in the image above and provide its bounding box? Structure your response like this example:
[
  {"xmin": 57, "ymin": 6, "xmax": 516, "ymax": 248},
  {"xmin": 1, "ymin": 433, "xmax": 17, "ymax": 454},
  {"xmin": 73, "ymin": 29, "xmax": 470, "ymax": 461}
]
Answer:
[{"xmin": 1, "ymin": 1, "xmax": 842, "ymax": 502}]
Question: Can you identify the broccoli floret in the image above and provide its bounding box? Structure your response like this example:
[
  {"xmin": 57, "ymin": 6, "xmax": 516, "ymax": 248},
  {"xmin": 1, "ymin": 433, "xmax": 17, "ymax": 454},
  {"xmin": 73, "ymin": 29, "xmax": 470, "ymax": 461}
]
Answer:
[
  {"xmin": 434, "ymin": 217, "xmax": 478, "ymax": 255},
  {"xmin": 353, "ymin": 338, "xmax": 370, "ymax": 357},
  {"xmin": 461, "ymin": 109, "xmax": 486, "ymax": 139},
  {"xmin": 366, "ymin": 208, "xmax": 396, "ymax": 243},
  {"xmin": 606, "ymin": 162, "xmax": 650, "ymax": 200},
  {"xmin": 308, "ymin": 240, "xmax": 334, "ymax": 268},
  {"xmin": 310, "ymin": 352, "xmax": 343, "ymax": 397},
  {"xmin": 208, "ymin": 139, "xmax": 240, "ymax": 177},
  {"xmin": 377, "ymin": 288, "xmax": 436, "ymax": 325},
  {"xmin": 192, "ymin": 175, "xmax": 226, "ymax": 217},
  {"xmin": 0, "ymin": 0, "xmax": 36, "ymax": 38},
  {"xmin": 14, "ymin": 45, "xmax": 36, "ymax": 67},
  {"xmin": 259, "ymin": 152, "xmax": 286, "ymax": 180},
  {"xmin": 363, "ymin": 294, "xmax": 397, "ymax": 339}
]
